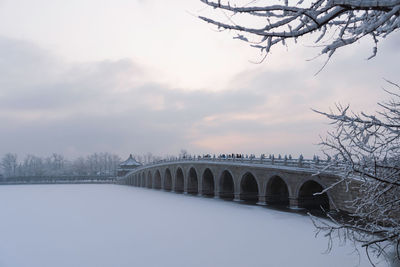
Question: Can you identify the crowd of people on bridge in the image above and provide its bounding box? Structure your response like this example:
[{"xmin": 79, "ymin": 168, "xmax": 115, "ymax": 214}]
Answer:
[
  {"xmin": 180, "ymin": 153, "xmax": 307, "ymax": 162},
  {"xmin": 200, "ymin": 153, "xmax": 259, "ymax": 160}
]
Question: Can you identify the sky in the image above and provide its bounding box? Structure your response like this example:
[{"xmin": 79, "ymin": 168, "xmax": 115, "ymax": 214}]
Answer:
[{"xmin": 0, "ymin": 0, "xmax": 399, "ymax": 160}]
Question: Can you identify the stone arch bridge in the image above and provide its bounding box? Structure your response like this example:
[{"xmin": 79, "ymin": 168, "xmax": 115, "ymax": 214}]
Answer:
[{"xmin": 117, "ymin": 157, "xmax": 357, "ymax": 212}]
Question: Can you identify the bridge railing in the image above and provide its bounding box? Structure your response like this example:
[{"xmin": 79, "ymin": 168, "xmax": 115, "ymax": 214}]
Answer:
[{"xmin": 121, "ymin": 154, "xmax": 345, "ymax": 179}]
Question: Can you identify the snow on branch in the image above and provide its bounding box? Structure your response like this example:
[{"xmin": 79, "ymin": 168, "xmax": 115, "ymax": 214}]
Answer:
[
  {"xmin": 199, "ymin": 0, "xmax": 400, "ymax": 59},
  {"xmin": 314, "ymin": 81, "xmax": 400, "ymax": 265}
]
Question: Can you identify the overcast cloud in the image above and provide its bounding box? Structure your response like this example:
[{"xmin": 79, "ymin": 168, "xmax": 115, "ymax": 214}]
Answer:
[{"xmin": 0, "ymin": 0, "xmax": 399, "ymax": 160}]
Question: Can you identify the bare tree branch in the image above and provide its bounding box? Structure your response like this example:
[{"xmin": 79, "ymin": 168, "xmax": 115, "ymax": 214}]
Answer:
[
  {"xmin": 314, "ymin": 81, "xmax": 400, "ymax": 265},
  {"xmin": 199, "ymin": 0, "xmax": 400, "ymax": 59}
]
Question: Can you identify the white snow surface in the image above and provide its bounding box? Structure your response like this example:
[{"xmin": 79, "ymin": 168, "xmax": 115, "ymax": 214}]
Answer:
[{"xmin": 0, "ymin": 184, "xmax": 388, "ymax": 267}]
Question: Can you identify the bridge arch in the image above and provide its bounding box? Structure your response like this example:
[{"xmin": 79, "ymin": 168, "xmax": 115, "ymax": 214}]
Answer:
[
  {"xmin": 219, "ymin": 170, "xmax": 235, "ymax": 200},
  {"xmin": 174, "ymin": 167, "xmax": 184, "ymax": 193},
  {"xmin": 141, "ymin": 173, "xmax": 146, "ymax": 187},
  {"xmin": 187, "ymin": 167, "xmax": 199, "ymax": 194},
  {"xmin": 202, "ymin": 168, "xmax": 215, "ymax": 196},
  {"xmin": 164, "ymin": 168, "xmax": 172, "ymax": 191},
  {"xmin": 147, "ymin": 171, "xmax": 152, "ymax": 188},
  {"xmin": 265, "ymin": 175, "xmax": 289, "ymax": 206},
  {"xmin": 153, "ymin": 170, "xmax": 162, "ymax": 189},
  {"xmin": 240, "ymin": 172, "xmax": 259, "ymax": 203},
  {"xmin": 297, "ymin": 180, "xmax": 330, "ymax": 211}
]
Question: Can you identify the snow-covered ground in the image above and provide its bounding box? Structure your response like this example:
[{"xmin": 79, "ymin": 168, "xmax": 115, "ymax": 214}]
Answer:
[{"xmin": 0, "ymin": 184, "xmax": 389, "ymax": 267}]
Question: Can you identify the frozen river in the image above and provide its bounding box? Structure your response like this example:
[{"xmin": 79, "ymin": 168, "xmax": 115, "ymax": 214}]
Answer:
[{"xmin": 0, "ymin": 184, "xmax": 388, "ymax": 267}]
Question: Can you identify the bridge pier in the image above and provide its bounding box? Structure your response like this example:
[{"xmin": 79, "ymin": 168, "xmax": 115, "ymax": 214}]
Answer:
[
  {"xmin": 289, "ymin": 197, "xmax": 303, "ymax": 210},
  {"xmin": 257, "ymin": 195, "xmax": 267, "ymax": 206},
  {"xmin": 233, "ymin": 193, "xmax": 242, "ymax": 202}
]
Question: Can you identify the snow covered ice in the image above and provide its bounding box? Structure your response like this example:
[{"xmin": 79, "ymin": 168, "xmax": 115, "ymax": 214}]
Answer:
[{"xmin": 0, "ymin": 184, "xmax": 388, "ymax": 267}]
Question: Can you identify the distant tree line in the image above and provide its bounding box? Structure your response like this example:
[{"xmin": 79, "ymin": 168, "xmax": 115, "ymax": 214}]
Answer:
[
  {"xmin": 0, "ymin": 152, "xmax": 122, "ymax": 178},
  {"xmin": 131, "ymin": 152, "xmax": 163, "ymax": 165}
]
